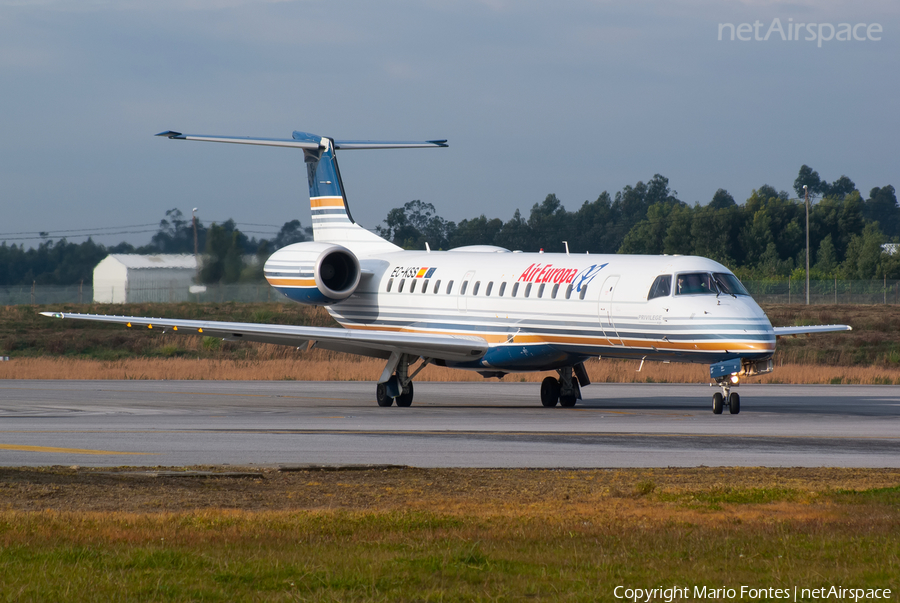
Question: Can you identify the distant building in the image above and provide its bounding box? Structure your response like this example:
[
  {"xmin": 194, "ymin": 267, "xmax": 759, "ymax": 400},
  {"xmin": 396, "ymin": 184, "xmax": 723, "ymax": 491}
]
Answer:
[
  {"xmin": 882, "ymin": 243, "xmax": 900, "ymax": 256},
  {"xmin": 93, "ymin": 254, "xmax": 198, "ymax": 303}
]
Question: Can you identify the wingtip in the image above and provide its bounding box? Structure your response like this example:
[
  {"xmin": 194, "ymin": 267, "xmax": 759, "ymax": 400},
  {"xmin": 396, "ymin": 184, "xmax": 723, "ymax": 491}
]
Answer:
[
  {"xmin": 155, "ymin": 130, "xmax": 184, "ymax": 139},
  {"xmin": 39, "ymin": 311, "xmax": 63, "ymax": 318}
]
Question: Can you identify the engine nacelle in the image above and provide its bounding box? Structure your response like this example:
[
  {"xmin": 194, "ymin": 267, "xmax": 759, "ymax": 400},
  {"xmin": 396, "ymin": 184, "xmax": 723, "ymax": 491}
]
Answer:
[{"xmin": 264, "ymin": 241, "xmax": 361, "ymax": 305}]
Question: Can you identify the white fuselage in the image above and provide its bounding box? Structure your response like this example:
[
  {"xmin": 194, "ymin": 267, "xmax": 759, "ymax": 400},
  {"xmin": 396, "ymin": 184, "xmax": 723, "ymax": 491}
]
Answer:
[{"xmin": 267, "ymin": 245, "xmax": 776, "ymax": 373}]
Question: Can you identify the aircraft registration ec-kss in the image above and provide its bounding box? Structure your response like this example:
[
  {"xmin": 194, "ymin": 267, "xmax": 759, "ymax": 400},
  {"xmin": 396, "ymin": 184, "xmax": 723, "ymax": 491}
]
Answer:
[{"xmin": 43, "ymin": 130, "xmax": 852, "ymax": 414}]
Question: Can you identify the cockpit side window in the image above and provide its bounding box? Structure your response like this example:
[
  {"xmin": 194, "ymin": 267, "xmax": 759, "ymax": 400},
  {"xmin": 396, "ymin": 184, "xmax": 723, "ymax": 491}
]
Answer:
[
  {"xmin": 713, "ymin": 273, "xmax": 749, "ymax": 296},
  {"xmin": 648, "ymin": 275, "xmax": 672, "ymax": 300},
  {"xmin": 675, "ymin": 272, "xmax": 717, "ymax": 295}
]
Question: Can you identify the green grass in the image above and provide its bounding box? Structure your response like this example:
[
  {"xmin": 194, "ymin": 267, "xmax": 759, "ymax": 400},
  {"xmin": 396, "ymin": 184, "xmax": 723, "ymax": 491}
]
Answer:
[
  {"xmin": 0, "ymin": 468, "xmax": 898, "ymax": 601},
  {"xmin": 0, "ymin": 509, "xmax": 897, "ymax": 602}
]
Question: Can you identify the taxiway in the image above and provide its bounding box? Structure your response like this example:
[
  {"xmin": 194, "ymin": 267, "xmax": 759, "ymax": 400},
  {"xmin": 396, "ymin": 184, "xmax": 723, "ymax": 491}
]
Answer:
[{"xmin": 1, "ymin": 381, "xmax": 898, "ymax": 467}]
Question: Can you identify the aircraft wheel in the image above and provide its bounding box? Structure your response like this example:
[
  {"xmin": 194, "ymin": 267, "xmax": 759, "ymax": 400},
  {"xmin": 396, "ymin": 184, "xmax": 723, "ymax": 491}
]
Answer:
[
  {"xmin": 540, "ymin": 376, "xmax": 560, "ymax": 407},
  {"xmin": 712, "ymin": 392, "xmax": 724, "ymax": 415},
  {"xmin": 728, "ymin": 392, "xmax": 740, "ymax": 414},
  {"xmin": 376, "ymin": 383, "xmax": 394, "ymax": 407},
  {"xmin": 559, "ymin": 394, "xmax": 577, "ymax": 407},
  {"xmin": 396, "ymin": 381, "xmax": 414, "ymax": 407}
]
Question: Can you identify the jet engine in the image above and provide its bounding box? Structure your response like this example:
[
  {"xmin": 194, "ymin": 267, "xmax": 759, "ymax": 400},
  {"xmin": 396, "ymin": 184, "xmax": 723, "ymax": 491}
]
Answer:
[{"xmin": 264, "ymin": 241, "xmax": 361, "ymax": 305}]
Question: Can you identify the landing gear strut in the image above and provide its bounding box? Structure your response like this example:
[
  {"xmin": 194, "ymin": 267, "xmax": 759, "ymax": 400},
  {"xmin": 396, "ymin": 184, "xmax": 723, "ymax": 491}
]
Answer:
[
  {"xmin": 375, "ymin": 353, "xmax": 430, "ymax": 407},
  {"xmin": 540, "ymin": 365, "xmax": 585, "ymax": 408},
  {"xmin": 712, "ymin": 378, "xmax": 740, "ymax": 415}
]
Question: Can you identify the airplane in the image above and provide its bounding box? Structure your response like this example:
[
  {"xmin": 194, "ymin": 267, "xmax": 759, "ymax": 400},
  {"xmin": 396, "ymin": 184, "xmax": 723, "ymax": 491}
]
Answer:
[{"xmin": 42, "ymin": 129, "xmax": 852, "ymax": 414}]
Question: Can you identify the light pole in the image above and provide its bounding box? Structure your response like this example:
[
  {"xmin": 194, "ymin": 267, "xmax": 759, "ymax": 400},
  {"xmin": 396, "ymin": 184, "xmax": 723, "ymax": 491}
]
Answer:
[
  {"xmin": 804, "ymin": 185, "xmax": 809, "ymax": 305},
  {"xmin": 192, "ymin": 207, "xmax": 199, "ymax": 259},
  {"xmin": 192, "ymin": 207, "xmax": 200, "ymax": 282}
]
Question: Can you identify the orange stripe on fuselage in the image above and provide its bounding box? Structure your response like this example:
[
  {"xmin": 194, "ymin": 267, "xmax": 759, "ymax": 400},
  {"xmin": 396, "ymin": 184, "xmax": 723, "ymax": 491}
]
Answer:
[
  {"xmin": 337, "ymin": 323, "xmax": 775, "ymax": 353},
  {"xmin": 266, "ymin": 278, "xmax": 317, "ymax": 287}
]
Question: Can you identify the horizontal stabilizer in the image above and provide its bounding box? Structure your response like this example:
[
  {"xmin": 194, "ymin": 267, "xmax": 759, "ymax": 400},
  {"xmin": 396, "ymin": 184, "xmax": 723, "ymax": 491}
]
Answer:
[
  {"xmin": 156, "ymin": 131, "xmax": 448, "ymax": 150},
  {"xmin": 773, "ymin": 324, "xmax": 852, "ymax": 338},
  {"xmin": 40, "ymin": 312, "xmax": 486, "ymax": 362},
  {"xmin": 155, "ymin": 131, "xmax": 319, "ymax": 149},
  {"xmin": 333, "ymin": 140, "xmax": 448, "ymax": 149}
]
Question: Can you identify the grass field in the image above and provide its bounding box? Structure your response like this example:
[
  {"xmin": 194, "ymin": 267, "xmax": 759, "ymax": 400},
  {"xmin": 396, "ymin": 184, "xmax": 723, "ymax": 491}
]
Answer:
[{"xmin": 1, "ymin": 467, "xmax": 898, "ymax": 601}]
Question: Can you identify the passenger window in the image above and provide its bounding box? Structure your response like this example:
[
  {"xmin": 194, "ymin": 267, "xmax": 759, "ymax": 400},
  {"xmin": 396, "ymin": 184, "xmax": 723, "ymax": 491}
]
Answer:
[
  {"xmin": 485, "ymin": 282, "xmax": 493, "ymax": 296},
  {"xmin": 472, "ymin": 281, "xmax": 480, "ymax": 296},
  {"xmin": 499, "ymin": 282, "xmax": 506, "ymax": 297},
  {"xmin": 551, "ymin": 283, "xmax": 559, "ymax": 299},
  {"xmin": 434, "ymin": 279, "xmax": 441, "ymax": 294},
  {"xmin": 421, "ymin": 279, "xmax": 429, "ymax": 293},
  {"xmin": 565, "ymin": 284, "xmax": 573, "ymax": 299},
  {"xmin": 525, "ymin": 283, "xmax": 532, "ymax": 298},
  {"xmin": 648, "ymin": 275, "xmax": 672, "ymax": 300},
  {"xmin": 537, "ymin": 283, "xmax": 545, "ymax": 298},
  {"xmin": 446, "ymin": 280, "xmax": 454, "ymax": 294},
  {"xmin": 398, "ymin": 279, "xmax": 405, "ymax": 293},
  {"xmin": 579, "ymin": 285, "xmax": 588, "ymax": 300},
  {"xmin": 387, "ymin": 278, "xmax": 394, "ymax": 292},
  {"xmin": 410, "ymin": 280, "xmax": 417, "ymax": 293},
  {"xmin": 460, "ymin": 281, "xmax": 468, "ymax": 295}
]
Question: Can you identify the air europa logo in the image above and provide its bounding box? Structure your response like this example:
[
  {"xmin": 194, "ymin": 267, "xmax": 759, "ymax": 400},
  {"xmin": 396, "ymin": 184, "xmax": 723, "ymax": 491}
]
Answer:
[
  {"xmin": 572, "ymin": 263, "xmax": 608, "ymax": 292},
  {"xmin": 518, "ymin": 264, "xmax": 578, "ymax": 284},
  {"xmin": 518, "ymin": 263, "xmax": 609, "ymax": 290}
]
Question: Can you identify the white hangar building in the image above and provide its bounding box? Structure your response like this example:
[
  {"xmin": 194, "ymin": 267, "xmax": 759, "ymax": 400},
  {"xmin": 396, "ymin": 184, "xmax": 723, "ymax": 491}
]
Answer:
[{"xmin": 93, "ymin": 254, "xmax": 199, "ymax": 303}]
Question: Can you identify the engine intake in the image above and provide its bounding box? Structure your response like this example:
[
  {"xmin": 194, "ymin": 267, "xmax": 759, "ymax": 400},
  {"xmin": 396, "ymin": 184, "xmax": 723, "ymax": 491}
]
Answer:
[
  {"xmin": 264, "ymin": 242, "xmax": 361, "ymax": 305},
  {"xmin": 315, "ymin": 246, "xmax": 360, "ymax": 300}
]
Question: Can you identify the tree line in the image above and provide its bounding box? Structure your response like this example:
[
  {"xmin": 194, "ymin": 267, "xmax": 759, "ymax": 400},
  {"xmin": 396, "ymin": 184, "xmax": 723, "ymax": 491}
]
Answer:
[
  {"xmin": 375, "ymin": 166, "xmax": 899, "ymax": 281},
  {"xmin": 0, "ymin": 209, "xmax": 310, "ymax": 286},
  {"xmin": 1, "ymin": 165, "xmax": 897, "ymax": 286}
]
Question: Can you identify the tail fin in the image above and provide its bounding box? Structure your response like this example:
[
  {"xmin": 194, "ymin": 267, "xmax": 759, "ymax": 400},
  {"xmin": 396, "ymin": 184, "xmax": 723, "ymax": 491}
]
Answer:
[{"xmin": 157, "ymin": 130, "xmax": 448, "ymax": 255}]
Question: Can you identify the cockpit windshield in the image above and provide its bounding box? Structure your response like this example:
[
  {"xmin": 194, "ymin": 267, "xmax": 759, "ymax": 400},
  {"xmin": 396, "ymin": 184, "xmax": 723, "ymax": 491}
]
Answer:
[
  {"xmin": 674, "ymin": 272, "xmax": 750, "ymax": 296},
  {"xmin": 713, "ymin": 273, "xmax": 749, "ymax": 296},
  {"xmin": 674, "ymin": 272, "xmax": 717, "ymax": 295}
]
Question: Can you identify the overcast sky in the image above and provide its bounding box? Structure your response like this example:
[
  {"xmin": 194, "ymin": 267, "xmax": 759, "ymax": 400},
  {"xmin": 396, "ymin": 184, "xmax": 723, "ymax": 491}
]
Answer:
[{"xmin": 1, "ymin": 0, "xmax": 897, "ymax": 248}]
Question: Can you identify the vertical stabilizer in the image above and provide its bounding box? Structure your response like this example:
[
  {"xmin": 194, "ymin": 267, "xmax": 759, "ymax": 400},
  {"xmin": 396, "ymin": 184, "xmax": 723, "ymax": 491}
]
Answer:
[
  {"xmin": 293, "ymin": 131, "xmax": 398, "ymax": 252},
  {"xmin": 157, "ymin": 129, "xmax": 448, "ymax": 255}
]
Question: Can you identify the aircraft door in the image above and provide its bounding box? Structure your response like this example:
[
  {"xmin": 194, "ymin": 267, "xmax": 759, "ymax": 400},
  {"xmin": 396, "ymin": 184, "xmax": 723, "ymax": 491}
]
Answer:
[
  {"xmin": 597, "ymin": 275, "xmax": 623, "ymax": 345},
  {"xmin": 458, "ymin": 271, "xmax": 475, "ymax": 312}
]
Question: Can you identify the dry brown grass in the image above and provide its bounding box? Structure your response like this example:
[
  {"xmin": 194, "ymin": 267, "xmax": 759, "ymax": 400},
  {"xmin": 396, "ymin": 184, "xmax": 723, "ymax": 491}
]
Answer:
[
  {"xmin": 2, "ymin": 466, "xmax": 898, "ymax": 516},
  {"xmin": 4, "ymin": 354, "xmax": 900, "ymax": 384}
]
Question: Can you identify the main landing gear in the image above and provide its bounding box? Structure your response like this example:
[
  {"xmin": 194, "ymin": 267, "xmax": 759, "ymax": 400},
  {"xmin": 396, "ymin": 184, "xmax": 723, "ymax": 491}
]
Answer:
[
  {"xmin": 712, "ymin": 378, "xmax": 740, "ymax": 415},
  {"xmin": 375, "ymin": 353, "xmax": 430, "ymax": 407},
  {"xmin": 540, "ymin": 364, "xmax": 590, "ymax": 408}
]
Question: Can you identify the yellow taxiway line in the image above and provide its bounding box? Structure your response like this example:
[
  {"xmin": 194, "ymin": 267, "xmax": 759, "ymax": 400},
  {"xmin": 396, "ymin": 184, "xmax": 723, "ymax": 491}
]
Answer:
[{"xmin": 0, "ymin": 444, "xmax": 153, "ymax": 455}]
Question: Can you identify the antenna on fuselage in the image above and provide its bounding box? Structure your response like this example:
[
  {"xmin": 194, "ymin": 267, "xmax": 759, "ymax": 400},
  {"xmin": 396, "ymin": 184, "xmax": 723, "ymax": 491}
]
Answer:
[{"xmin": 563, "ymin": 241, "xmax": 570, "ymax": 255}]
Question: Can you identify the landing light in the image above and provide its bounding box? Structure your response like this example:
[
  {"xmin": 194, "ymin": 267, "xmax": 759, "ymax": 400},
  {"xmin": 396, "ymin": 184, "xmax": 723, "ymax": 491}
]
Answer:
[{"xmin": 730, "ymin": 375, "xmax": 740, "ymax": 384}]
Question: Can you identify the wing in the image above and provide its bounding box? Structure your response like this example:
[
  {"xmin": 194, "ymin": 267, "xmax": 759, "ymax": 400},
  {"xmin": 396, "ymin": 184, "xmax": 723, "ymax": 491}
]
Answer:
[
  {"xmin": 40, "ymin": 312, "xmax": 487, "ymax": 362},
  {"xmin": 773, "ymin": 324, "xmax": 852, "ymax": 338}
]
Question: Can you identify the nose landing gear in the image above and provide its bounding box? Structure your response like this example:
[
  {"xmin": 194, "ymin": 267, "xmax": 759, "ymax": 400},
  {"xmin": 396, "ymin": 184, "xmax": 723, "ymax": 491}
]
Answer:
[{"xmin": 712, "ymin": 378, "xmax": 740, "ymax": 415}]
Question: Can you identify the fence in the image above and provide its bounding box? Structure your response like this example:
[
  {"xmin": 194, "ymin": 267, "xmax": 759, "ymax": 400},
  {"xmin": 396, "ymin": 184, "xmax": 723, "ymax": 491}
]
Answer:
[
  {"xmin": 0, "ymin": 283, "xmax": 291, "ymax": 305},
  {"xmin": 4, "ymin": 280, "xmax": 900, "ymax": 306},
  {"xmin": 743, "ymin": 279, "xmax": 900, "ymax": 305}
]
